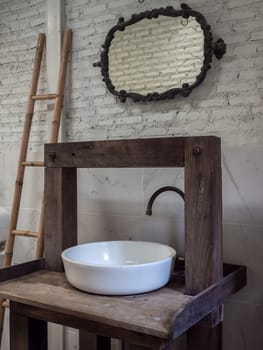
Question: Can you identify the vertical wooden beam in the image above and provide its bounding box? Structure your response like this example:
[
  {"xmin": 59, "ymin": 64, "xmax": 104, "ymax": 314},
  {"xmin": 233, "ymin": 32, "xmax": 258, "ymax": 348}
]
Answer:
[
  {"xmin": 44, "ymin": 166, "xmax": 110, "ymax": 350},
  {"xmin": 10, "ymin": 302, "xmax": 47, "ymax": 350},
  {"xmin": 187, "ymin": 323, "xmax": 222, "ymax": 350},
  {"xmin": 43, "ymin": 167, "xmax": 77, "ymax": 350},
  {"xmin": 46, "ymin": 0, "xmax": 66, "ymax": 142},
  {"xmin": 184, "ymin": 136, "xmax": 223, "ymax": 350},
  {"xmin": 79, "ymin": 331, "xmax": 111, "ymax": 350},
  {"xmin": 44, "ymin": 167, "xmax": 77, "ymax": 272},
  {"xmin": 123, "ymin": 344, "xmax": 149, "ymax": 350}
]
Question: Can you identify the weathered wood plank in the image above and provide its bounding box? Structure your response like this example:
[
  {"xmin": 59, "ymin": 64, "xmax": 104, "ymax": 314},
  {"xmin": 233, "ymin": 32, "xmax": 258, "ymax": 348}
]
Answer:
[
  {"xmin": 184, "ymin": 136, "xmax": 223, "ymax": 349},
  {"xmin": 9, "ymin": 301, "xmax": 164, "ymax": 349},
  {"xmin": 0, "ymin": 258, "xmax": 45, "ymax": 282},
  {"xmin": 184, "ymin": 136, "xmax": 223, "ymax": 293},
  {"xmin": 0, "ymin": 265, "xmax": 246, "ymax": 343},
  {"xmin": 79, "ymin": 331, "xmax": 111, "ymax": 350},
  {"xmin": 10, "ymin": 302, "xmax": 47, "ymax": 350},
  {"xmin": 44, "ymin": 167, "xmax": 77, "ymax": 272},
  {"xmin": 79, "ymin": 331, "xmax": 97, "ymax": 350},
  {"xmin": 123, "ymin": 344, "xmax": 150, "ymax": 350},
  {"xmin": 0, "ymin": 271, "xmax": 191, "ymax": 339},
  {"xmin": 187, "ymin": 324, "xmax": 222, "ymax": 350},
  {"xmin": 44, "ymin": 137, "xmax": 185, "ymax": 168},
  {"xmin": 170, "ymin": 265, "xmax": 246, "ymax": 339},
  {"xmin": 44, "ymin": 166, "xmax": 104, "ymax": 350}
]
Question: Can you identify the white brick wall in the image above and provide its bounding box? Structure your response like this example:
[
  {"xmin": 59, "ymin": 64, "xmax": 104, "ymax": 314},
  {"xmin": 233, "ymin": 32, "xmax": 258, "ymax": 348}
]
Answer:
[
  {"xmin": 0, "ymin": 0, "xmax": 47, "ymax": 153},
  {"xmin": 63, "ymin": 0, "xmax": 263, "ymax": 145}
]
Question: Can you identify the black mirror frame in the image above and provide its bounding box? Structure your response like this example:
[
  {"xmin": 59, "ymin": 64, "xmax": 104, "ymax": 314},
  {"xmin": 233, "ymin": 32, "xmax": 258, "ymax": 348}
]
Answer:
[{"xmin": 94, "ymin": 4, "xmax": 226, "ymax": 103}]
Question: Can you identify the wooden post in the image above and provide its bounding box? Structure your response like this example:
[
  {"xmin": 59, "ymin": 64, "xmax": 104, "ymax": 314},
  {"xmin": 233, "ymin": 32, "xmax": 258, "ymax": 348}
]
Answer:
[
  {"xmin": 79, "ymin": 331, "xmax": 111, "ymax": 350},
  {"xmin": 123, "ymin": 345, "xmax": 149, "ymax": 350},
  {"xmin": 187, "ymin": 324, "xmax": 222, "ymax": 350},
  {"xmin": 184, "ymin": 137, "xmax": 223, "ymax": 350},
  {"xmin": 44, "ymin": 167, "xmax": 77, "ymax": 272},
  {"xmin": 44, "ymin": 166, "xmax": 110, "ymax": 350},
  {"xmin": 10, "ymin": 302, "xmax": 47, "ymax": 350}
]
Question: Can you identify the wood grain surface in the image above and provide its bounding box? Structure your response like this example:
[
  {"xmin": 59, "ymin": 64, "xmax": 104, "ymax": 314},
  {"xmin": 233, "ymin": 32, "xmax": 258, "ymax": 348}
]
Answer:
[{"xmin": 45, "ymin": 137, "xmax": 185, "ymax": 168}]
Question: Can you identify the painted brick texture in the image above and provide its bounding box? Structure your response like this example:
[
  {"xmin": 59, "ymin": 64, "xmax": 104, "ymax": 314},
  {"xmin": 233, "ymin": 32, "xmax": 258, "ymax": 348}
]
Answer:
[
  {"xmin": 0, "ymin": 0, "xmax": 47, "ymax": 152},
  {"xmin": 64, "ymin": 0, "xmax": 263, "ymax": 146}
]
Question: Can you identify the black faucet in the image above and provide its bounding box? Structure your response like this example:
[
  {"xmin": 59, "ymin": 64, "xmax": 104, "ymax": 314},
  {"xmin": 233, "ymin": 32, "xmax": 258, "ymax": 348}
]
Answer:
[
  {"xmin": 146, "ymin": 186, "xmax": 185, "ymax": 216},
  {"xmin": 146, "ymin": 186, "xmax": 186, "ymax": 279}
]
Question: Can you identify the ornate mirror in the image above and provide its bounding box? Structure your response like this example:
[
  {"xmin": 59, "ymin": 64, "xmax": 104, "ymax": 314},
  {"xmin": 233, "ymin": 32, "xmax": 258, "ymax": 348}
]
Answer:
[{"xmin": 94, "ymin": 4, "xmax": 226, "ymax": 102}]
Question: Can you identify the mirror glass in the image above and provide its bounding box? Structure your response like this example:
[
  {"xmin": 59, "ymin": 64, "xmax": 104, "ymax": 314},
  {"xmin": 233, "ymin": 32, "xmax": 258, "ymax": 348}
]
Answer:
[
  {"xmin": 95, "ymin": 5, "xmax": 226, "ymax": 102},
  {"xmin": 108, "ymin": 16, "xmax": 204, "ymax": 95}
]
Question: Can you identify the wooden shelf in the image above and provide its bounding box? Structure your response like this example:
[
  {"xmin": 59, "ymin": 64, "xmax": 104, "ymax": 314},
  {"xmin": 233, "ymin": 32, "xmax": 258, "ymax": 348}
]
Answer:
[{"xmin": 0, "ymin": 263, "xmax": 245, "ymax": 348}]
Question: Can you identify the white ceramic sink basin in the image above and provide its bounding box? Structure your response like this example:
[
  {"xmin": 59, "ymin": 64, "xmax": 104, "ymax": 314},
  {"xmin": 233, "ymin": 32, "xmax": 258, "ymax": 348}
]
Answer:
[{"xmin": 62, "ymin": 241, "xmax": 176, "ymax": 295}]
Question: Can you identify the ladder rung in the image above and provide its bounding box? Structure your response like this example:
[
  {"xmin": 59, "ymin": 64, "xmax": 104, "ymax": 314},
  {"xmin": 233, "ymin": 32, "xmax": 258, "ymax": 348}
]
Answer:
[
  {"xmin": 11, "ymin": 230, "xmax": 39, "ymax": 238},
  {"xmin": 32, "ymin": 94, "xmax": 57, "ymax": 100},
  {"xmin": 21, "ymin": 161, "xmax": 44, "ymax": 167},
  {"xmin": 0, "ymin": 30, "xmax": 72, "ymax": 342},
  {"xmin": 2, "ymin": 300, "xmax": 9, "ymax": 308}
]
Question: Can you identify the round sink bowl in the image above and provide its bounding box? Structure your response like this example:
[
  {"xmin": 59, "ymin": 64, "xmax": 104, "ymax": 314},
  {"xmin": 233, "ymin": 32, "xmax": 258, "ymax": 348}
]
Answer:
[{"xmin": 62, "ymin": 241, "xmax": 176, "ymax": 295}]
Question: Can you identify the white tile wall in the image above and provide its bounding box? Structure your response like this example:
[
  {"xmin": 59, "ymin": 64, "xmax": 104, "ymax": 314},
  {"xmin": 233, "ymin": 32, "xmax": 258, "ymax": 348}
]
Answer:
[
  {"xmin": 222, "ymin": 145, "xmax": 263, "ymax": 226},
  {"xmin": 87, "ymin": 168, "xmax": 143, "ymax": 216}
]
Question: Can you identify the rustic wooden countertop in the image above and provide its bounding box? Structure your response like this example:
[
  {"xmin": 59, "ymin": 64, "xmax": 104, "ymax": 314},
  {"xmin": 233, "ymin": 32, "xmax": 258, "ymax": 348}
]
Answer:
[{"xmin": 0, "ymin": 264, "xmax": 245, "ymax": 343}]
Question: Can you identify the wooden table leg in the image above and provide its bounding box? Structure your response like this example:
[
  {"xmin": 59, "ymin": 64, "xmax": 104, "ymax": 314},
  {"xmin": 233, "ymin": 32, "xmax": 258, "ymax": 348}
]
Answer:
[
  {"xmin": 79, "ymin": 330, "xmax": 111, "ymax": 350},
  {"xmin": 122, "ymin": 344, "xmax": 149, "ymax": 350},
  {"xmin": 44, "ymin": 167, "xmax": 78, "ymax": 272},
  {"xmin": 97, "ymin": 335, "xmax": 111, "ymax": 349},
  {"xmin": 187, "ymin": 323, "xmax": 222, "ymax": 350},
  {"xmin": 123, "ymin": 335, "xmax": 186, "ymax": 350},
  {"xmin": 10, "ymin": 302, "xmax": 47, "ymax": 350}
]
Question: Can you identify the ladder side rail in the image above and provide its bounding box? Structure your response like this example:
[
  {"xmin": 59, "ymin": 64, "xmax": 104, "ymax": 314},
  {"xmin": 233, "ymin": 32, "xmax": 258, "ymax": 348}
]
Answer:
[
  {"xmin": 50, "ymin": 29, "xmax": 72, "ymax": 143},
  {"xmin": 3, "ymin": 33, "xmax": 46, "ymax": 268},
  {"xmin": 35, "ymin": 29, "xmax": 72, "ymax": 259}
]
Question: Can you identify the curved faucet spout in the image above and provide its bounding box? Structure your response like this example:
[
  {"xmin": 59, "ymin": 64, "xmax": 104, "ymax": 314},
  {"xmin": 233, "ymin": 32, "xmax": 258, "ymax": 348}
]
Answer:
[{"xmin": 146, "ymin": 186, "xmax": 185, "ymax": 216}]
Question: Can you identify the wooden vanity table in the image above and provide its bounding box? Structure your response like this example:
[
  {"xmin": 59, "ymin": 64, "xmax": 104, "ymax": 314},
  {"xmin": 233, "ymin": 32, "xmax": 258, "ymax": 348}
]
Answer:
[{"xmin": 0, "ymin": 136, "xmax": 246, "ymax": 350}]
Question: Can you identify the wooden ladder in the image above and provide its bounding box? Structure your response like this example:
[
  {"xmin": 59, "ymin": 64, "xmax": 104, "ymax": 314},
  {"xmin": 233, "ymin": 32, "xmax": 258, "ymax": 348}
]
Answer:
[{"xmin": 0, "ymin": 28, "xmax": 72, "ymax": 344}]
